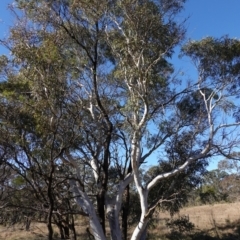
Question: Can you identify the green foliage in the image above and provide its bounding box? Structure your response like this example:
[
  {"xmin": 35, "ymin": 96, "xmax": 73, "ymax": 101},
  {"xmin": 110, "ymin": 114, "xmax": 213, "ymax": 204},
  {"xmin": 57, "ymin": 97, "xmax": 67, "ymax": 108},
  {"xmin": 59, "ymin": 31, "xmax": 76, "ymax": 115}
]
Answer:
[
  {"xmin": 178, "ymin": 88, "xmax": 218, "ymax": 117},
  {"xmin": 187, "ymin": 166, "xmax": 240, "ymax": 205},
  {"xmin": 182, "ymin": 36, "xmax": 240, "ymax": 78},
  {"xmin": 1, "ymin": 0, "xmax": 240, "ymax": 239},
  {"xmin": 165, "ymin": 216, "xmax": 195, "ymax": 240},
  {"xmin": 199, "ymin": 185, "xmax": 218, "ymax": 204},
  {"xmin": 166, "ymin": 216, "xmax": 195, "ymax": 233},
  {"xmin": 11, "ymin": 175, "xmax": 26, "ymax": 188},
  {"xmin": 200, "ymin": 170, "xmax": 230, "ymax": 204},
  {"xmin": 145, "ymin": 159, "xmax": 208, "ymax": 215}
]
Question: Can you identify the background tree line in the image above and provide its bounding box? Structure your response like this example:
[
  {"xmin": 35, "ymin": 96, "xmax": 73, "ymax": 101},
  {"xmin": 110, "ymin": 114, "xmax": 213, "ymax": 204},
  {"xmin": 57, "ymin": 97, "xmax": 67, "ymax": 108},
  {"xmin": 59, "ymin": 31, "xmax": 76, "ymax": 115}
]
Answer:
[{"xmin": 187, "ymin": 158, "xmax": 240, "ymax": 205}]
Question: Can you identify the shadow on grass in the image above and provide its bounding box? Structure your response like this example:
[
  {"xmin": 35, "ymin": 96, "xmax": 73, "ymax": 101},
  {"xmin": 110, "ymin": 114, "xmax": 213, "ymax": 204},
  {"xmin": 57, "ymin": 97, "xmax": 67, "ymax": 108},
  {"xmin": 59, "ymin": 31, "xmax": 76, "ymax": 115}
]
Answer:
[{"xmin": 149, "ymin": 218, "xmax": 240, "ymax": 240}]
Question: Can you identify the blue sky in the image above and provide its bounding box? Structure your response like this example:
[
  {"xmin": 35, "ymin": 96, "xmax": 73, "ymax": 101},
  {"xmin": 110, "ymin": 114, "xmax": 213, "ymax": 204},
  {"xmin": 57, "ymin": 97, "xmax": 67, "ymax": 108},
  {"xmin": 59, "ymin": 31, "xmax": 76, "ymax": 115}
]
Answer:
[
  {"xmin": 173, "ymin": 0, "xmax": 240, "ymax": 78},
  {"xmin": 0, "ymin": 0, "xmax": 14, "ymax": 54},
  {"xmin": 0, "ymin": 0, "xmax": 240, "ymax": 170},
  {"xmin": 1, "ymin": 1, "xmax": 239, "ymax": 40},
  {"xmin": 184, "ymin": 0, "xmax": 240, "ymax": 40}
]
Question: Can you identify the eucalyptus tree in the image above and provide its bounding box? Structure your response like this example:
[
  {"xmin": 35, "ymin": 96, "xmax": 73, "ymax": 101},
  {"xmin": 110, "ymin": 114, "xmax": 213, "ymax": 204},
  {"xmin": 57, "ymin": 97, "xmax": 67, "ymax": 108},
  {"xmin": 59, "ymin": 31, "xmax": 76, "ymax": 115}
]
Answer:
[
  {"xmin": 0, "ymin": 15, "xmax": 86, "ymax": 238},
  {"xmin": 1, "ymin": 1, "xmax": 240, "ymax": 240}
]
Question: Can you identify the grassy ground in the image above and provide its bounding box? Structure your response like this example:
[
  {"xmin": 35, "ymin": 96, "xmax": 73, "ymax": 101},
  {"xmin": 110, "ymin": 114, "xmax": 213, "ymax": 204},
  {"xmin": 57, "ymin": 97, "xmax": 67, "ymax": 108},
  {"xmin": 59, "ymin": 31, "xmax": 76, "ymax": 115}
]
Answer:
[
  {"xmin": 1, "ymin": 202, "xmax": 240, "ymax": 239},
  {"xmin": 149, "ymin": 201, "xmax": 240, "ymax": 240},
  {"xmin": 0, "ymin": 218, "xmax": 89, "ymax": 240}
]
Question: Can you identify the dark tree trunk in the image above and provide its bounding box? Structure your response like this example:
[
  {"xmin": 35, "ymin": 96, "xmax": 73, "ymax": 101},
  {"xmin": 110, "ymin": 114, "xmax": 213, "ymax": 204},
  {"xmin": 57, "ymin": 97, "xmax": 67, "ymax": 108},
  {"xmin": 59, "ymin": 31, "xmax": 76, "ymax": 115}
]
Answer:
[
  {"xmin": 63, "ymin": 214, "xmax": 70, "ymax": 239},
  {"xmin": 25, "ymin": 217, "xmax": 31, "ymax": 231},
  {"xmin": 55, "ymin": 217, "xmax": 65, "ymax": 239},
  {"xmin": 97, "ymin": 189, "xmax": 106, "ymax": 235},
  {"xmin": 47, "ymin": 208, "xmax": 53, "ymax": 240},
  {"xmin": 70, "ymin": 214, "xmax": 77, "ymax": 240},
  {"xmin": 122, "ymin": 185, "xmax": 130, "ymax": 240},
  {"xmin": 47, "ymin": 163, "xmax": 55, "ymax": 240}
]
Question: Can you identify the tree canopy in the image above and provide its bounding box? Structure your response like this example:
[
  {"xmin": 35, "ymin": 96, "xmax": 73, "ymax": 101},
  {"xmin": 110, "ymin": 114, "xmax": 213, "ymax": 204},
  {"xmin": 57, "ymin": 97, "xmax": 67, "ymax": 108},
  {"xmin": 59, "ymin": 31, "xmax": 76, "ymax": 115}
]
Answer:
[{"xmin": 0, "ymin": 1, "xmax": 240, "ymax": 240}]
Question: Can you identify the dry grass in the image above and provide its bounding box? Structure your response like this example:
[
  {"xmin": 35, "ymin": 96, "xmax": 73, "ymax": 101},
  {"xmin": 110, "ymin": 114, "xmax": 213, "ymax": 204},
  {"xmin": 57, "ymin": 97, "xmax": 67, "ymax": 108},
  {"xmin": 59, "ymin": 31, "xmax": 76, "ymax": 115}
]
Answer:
[
  {"xmin": 158, "ymin": 201, "xmax": 240, "ymax": 230},
  {"xmin": 1, "ymin": 202, "xmax": 240, "ymax": 239},
  {"xmin": 179, "ymin": 202, "xmax": 240, "ymax": 229},
  {"xmin": 0, "ymin": 217, "xmax": 89, "ymax": 240},
  {"xmin": 150, "ymin": 201, "xmax": 240, "ymax": 239},
  {"xmin": 0, "ymin": 222, "xmax": 48, "ymax": 240}
]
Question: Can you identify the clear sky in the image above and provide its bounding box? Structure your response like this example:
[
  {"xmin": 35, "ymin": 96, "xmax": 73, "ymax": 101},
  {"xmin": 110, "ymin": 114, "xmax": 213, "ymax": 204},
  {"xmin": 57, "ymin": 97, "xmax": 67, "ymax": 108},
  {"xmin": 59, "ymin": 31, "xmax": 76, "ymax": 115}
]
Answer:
[
  {"xmin": 0, "ymin": 0, "xmax": 15, "ymax": 54},
  {"xmin": 0, "ymin": 0, "xmax": 240, "ymax": 170},
  {"xmin": 184, "ymin": 0, "xmax": 240, "ymax": 40}
]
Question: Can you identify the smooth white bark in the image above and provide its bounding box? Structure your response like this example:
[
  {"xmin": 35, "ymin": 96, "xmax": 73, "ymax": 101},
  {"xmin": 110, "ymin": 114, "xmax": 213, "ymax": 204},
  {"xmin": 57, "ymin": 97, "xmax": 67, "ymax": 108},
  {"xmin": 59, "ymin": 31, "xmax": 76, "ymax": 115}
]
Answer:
[
  {"xmin": 70, "ymin": 180, "xmax": 106, "ymax": 240},
  {"xmin": 130, "ymin": 188, "xmax": 149, "ymax": 240},
  {"xmin": 106, "ymin": 174, "xmax": 133, "ymax": 240},
  {"xmin": 106, "ymin": 201, "xmax": 122, "ymax": 240}
]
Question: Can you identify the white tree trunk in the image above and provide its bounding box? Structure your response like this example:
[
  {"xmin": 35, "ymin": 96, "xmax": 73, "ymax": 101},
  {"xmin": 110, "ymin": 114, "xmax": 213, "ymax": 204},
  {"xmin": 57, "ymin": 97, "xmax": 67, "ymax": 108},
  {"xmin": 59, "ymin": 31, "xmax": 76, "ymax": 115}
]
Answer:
[
  {"xmin": 130, "ymin": 188, "xmax": 149, "ymax": 240},
  {"xmin": 106, "ymin": 174, "xmax": 133, "ymax": 240},
  {"xmin": 131, "ymin": 215, "xmax": 149, "ymax": 240},
  {"xmin": 89, "ymin": 216, "xmax": 107, "ymax": 240},
  {"xmin": 107, "ymin": 206, "xmax": 122, "ymax": 240},
  {"xmin": 70, "ymin": 180, "xmax": 107, "ymax": 240}
]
